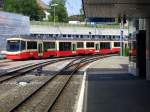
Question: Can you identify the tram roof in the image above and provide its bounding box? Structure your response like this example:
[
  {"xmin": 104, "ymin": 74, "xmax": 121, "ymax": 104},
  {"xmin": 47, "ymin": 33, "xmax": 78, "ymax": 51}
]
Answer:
[{"xmin": 83, "ymin": 0, "xmax": 150, "ymax": 18}]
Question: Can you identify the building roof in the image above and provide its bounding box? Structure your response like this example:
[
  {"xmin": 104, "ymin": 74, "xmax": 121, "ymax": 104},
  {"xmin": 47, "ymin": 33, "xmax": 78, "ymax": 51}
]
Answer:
[
  {"xmin": 83, "ymin": 0, "xmax": 150, "ymax": 18},
  {"xmin": 36, "ymin": 0, "xmax": 49, "ymax": 10}
]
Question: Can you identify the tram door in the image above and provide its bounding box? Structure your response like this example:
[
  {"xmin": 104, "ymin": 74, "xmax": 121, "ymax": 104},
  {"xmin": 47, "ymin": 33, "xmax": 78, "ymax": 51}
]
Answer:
[
  {"xmin": 72, "ymin": 44, "xmax": 76, "ymax": 51},
  {"xmin": 38, "ymin": 42, "xmax": 43, "ymax": 57},
  {"xmin": 72, "ymin": 43, "xmax": 76, "ymax": 54},
  {"xmin": 95, "ymin": 43, "xmax": 99, "ymax": 53}
]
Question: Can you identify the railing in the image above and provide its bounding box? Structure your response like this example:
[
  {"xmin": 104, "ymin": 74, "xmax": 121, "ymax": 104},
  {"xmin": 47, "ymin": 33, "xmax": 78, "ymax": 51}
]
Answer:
[{"xmin": 30, "ymin": 21, "xmax": 128, "ymax": 29}]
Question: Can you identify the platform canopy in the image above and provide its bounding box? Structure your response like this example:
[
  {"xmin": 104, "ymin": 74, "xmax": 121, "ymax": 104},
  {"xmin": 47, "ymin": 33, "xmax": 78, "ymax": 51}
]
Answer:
[{"xmin": 83, "ymin": 0, "xmax": 150, "ymax": 18}]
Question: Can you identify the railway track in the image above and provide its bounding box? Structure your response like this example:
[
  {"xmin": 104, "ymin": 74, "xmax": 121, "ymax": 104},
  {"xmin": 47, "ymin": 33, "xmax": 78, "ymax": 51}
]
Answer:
[
  {"xmin": 0, "ymin": 54, "xmax": 116, "ymax": 112},
  {"xmin": 0, "ymin": 59, "xmax": 12, "ymax": 65},
  {"xmin": 0, "ymin": 56, "xmax": 83, "ymax": 83}
]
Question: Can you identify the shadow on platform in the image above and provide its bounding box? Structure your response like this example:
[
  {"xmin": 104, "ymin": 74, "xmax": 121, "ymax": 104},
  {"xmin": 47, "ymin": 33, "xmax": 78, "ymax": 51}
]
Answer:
[{"xmin": 84, "ymin": 71, "xmax": 150, "ymax": 112}]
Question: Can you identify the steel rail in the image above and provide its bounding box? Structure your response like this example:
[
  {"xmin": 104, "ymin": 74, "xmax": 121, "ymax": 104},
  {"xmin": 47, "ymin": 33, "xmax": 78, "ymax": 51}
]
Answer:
[
  {"xmin": 0, "ymin": 57, "xmax": 81, "ymax": 83},
  {"xmin": 8, "ymin": 59, "xmax": 79, "ymax": 112},
  {"xmin": 7, "ymin": 54, "xmax": 116, "ymax": 112},
  {"xmin": 47, "ymin": 54, "xmax": 116, "ymax": 112}
]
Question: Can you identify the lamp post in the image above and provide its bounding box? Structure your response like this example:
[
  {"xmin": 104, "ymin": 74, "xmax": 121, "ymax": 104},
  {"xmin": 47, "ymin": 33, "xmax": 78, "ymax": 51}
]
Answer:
[
  {"xmin": 51, "ymin": 3, "xmax": 58, "ymax": 26},
  {"xmin": 89, "ymin": 32, "xmax": 92, "ymax": 39},
  {"xmin": 120, "ymin": 17, "xmax": 124, "ymax": 56}
]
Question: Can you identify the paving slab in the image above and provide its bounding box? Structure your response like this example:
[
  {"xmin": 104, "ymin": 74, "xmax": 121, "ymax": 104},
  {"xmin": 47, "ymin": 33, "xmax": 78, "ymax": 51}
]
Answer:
[
  {"xmin": 87, "ymin": 56, "xmax": 129, "ymax": 74},
  {"xmin": 84, "ymin": 56, "xmax": 150, "ymax": 112}
]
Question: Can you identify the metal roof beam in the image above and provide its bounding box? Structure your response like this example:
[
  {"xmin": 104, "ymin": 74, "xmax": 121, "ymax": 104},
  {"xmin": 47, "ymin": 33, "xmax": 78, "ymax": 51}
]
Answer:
[{"xmin": 83, "ymin": 0, "xmax": 150, "ymax": 18}]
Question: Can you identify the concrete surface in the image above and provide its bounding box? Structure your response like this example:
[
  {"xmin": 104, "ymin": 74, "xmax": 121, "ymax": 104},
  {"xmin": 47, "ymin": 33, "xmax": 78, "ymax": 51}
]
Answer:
[
  {"xmin": 87, "ymin": 56, "xmax": 129, "ymax": 74},
  {"xmin": 84, "ymin": 56, "xmax": 150, "ymax": 112}
]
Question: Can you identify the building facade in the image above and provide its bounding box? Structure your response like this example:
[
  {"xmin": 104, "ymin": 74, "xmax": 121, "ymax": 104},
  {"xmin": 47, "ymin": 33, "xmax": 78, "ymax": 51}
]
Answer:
[
  {"xmin": 83, "ymin": 0, "xmax": 150, "ymax": 80},
  {"xmin": 0, "ymin": 11, "xmax": 29, "ymax": 53}
]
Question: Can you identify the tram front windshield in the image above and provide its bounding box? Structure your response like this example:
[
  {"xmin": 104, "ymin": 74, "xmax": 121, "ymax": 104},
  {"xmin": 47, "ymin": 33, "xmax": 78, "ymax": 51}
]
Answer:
[{"xmin": 7, "ymin": 40, "xmax": 20, "ymax": 52}]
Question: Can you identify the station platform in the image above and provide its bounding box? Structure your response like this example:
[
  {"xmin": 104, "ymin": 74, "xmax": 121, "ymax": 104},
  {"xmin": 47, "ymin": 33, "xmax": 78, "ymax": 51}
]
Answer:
[{"xmin": 84, "ymin": 56, "xmax": 150, "ymax": 112}]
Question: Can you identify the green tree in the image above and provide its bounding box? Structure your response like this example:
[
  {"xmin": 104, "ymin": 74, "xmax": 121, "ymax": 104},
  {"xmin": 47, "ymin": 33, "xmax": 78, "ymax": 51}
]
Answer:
[
  {"xmin": 79, "ymin": 7, "xmax": 85, "ymax": 21},
  {"xmin": 3, "ymin": 0, "xmax": 45, "ymax": 21},
  {"xmin": 49, "ymin": 0, "xmax": 68, "ymax": 22},
  {"xmin": 69, "ymin": 15, "xmax": 84, "ymax": 21}
]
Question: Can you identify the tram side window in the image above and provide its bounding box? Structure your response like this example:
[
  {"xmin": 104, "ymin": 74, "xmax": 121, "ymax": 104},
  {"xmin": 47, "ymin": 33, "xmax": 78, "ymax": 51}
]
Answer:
[
  {"xmin": 68, "ymin": 35, "xmax": 71, "ymax": 37},
  {"xmin": 76, "ymin": 35, "xmax": 79, "ymax": 38},
  {"xmin": 44, "ymin": 42, "xmax": 55, "ymax": 51},
  {"xmin": 44, "ymin": 42, "xmax": 48, "ymax": 51},
  {"xmin": 63, "ymin": 35, "xmax": 66, "ymax": 37},
  {"xmin": 21, "ymin": 41, "xmax": 26, "ymax": 50},
  {"xmin": 80, "ymin": 35, "xmax": 83, "ymax": 38},
  {"xmin": 86, "ymin": 42, "xmax": 94, "ymax": 48},
  {"xmin": 59, "ymin": 42, "xmax": 71, "ymax": 51},
  {"xmin": 100, "ymin": 43, "xmax": 104, "ymax": 49},
  {"xmin": 27, "ymin": 41, "xmax": 37, "ymax": 49},
  {"xmin": 77, "ymin": 42, "xmax": 84, "ymax": 48},
  {"xmin": 100, "ymin": 42, "xmax": 110, "ymax": 49},
  {"xmin": 114, "ymin": 42, "xmax": 120, "ymax": 47}
]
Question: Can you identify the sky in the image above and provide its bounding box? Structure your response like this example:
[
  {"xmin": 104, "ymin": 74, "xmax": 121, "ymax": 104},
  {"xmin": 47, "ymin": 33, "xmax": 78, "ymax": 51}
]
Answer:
[{"xmin": 42, "ymin": 0, "xmax": 82, "ymax": 16}]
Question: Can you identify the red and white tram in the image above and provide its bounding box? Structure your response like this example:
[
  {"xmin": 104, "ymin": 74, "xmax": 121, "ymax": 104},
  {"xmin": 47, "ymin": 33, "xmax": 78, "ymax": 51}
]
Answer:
[{"xmin": 6, "ymin": 35, "xmax": 128, "ymax": 60}]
